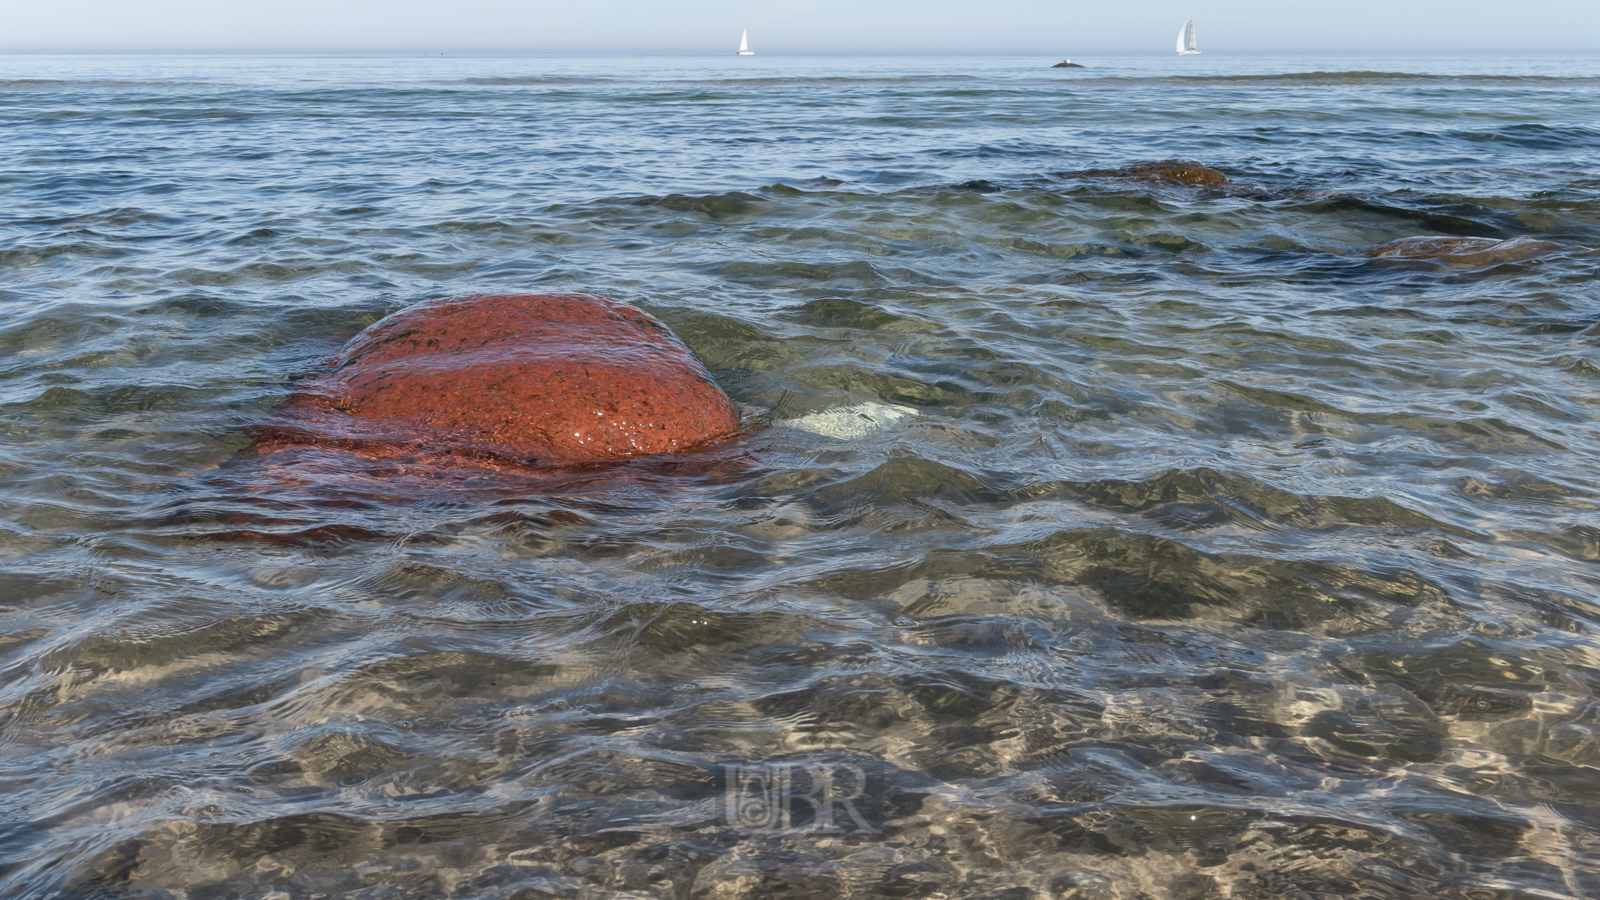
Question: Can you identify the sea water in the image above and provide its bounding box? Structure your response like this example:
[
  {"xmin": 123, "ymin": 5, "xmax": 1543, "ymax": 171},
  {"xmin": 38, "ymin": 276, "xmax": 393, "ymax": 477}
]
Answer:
[{"xmin": 2, "ymin": 54, "xmax": 1599, "ymax": 898}]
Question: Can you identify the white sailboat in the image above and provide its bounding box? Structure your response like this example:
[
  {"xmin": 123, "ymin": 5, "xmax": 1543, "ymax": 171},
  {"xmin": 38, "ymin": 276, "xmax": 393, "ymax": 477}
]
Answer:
[
  {"xmin": 737, "ymin": 29, "xmax": 754, "ymax": 56},
  {"xmin": 1176, "ymin": 18, "xmax": 1200, "ymax": 55}
]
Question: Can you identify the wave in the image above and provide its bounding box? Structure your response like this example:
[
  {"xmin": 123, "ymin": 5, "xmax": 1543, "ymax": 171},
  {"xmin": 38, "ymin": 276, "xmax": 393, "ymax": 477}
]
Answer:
[
  {"xmin": 461, "ymin": 76, "xmax": 612, "ymax": 85},
  {"xmin": 0, "ymin": 78, "xmax": 216, "ymax": 90},
  {"xmin": 1061, "ymin": 71, "xmax": 1600, "ymax": 86},
  {"xmin": 691, "ymin": 75, "xmax": 981, "ymax": 85},
  {"xmin": 460, "ymin": 74, "xmax": 984, "ymax": 88}
]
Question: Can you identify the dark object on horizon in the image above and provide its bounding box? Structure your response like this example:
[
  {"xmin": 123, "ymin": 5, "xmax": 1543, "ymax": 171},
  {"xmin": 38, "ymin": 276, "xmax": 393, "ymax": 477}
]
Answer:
[
  {"xmin": 1052, "ymin": 59, "xmax": 1085, "ymax": 68},
  {"xmin": 1078, "ymin": 160, "xmax": 1229, "ymax": 186}
]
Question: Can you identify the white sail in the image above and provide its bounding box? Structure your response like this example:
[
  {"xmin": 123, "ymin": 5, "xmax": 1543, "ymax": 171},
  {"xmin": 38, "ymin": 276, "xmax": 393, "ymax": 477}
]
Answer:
[
  {"xmin": 1177, "ymin": 17, "xmax": 1201, "ymax": 55},
  {"xmin": 738, "ymin": 29, "xmax": 754, "ymax": 55}
]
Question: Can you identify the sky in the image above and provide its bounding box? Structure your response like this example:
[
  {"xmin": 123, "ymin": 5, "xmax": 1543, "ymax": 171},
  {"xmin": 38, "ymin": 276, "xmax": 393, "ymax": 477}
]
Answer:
[{"xmin": 2, "ymin": 0, "xmax": 1595, "ymax": 56}]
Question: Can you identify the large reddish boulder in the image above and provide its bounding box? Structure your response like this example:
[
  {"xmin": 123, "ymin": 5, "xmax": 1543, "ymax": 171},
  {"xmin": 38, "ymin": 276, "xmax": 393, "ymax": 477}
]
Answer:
[{"xmin": 248, "ymin": 293, "xmax": 741, "ymax": 470}]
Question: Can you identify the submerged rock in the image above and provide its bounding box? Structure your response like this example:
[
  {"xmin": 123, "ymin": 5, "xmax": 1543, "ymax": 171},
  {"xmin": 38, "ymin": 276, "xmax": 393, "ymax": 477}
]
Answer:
[
  {"xmin": 781, "ymin": 401, "xmax": 917, "ymax": 440},
  {"xmin": 1051, "ymin": 60, "xmax": 1085, "ymax": 68},
  {"xmin": 247, "ymin": 293, "xmax": 742, "ymax": 469},
  {"xmin": 1354, "ymin": 235, "xmax": 1573, "ymax": 266},
  {"xmin": 1078, "ymin": 159, "xmax": 1230, "ymax": 186}
]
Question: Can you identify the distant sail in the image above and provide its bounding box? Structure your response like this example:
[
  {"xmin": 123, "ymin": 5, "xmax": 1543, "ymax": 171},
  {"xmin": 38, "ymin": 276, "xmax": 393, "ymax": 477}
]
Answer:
[
  {"xmin": 738, "ymin": 29, "xmax": 754, "ymax": 55},
  {"xmin": 1177, "ymin": 18, "xmax": 1200, "ymax": 55}
]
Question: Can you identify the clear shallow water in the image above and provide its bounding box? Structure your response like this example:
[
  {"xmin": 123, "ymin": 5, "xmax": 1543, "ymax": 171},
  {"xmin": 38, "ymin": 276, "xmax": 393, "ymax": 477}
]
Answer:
[{"xmin": 2, "ymin": 53, "xmax": 1600, "ymax": 898}]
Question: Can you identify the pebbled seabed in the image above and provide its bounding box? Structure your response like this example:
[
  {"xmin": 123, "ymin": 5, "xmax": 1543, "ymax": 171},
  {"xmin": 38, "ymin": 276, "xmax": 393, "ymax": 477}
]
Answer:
[{"xmin": 1, "ymin": 54, "xmax": 1600, "ymax": 899}]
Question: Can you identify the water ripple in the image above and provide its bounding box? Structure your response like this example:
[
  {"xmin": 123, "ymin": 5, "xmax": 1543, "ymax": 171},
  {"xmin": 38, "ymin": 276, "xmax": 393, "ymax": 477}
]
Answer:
[{"xmin": 2, "ymin": 53, "xmax": 1599, "ymax": 899}]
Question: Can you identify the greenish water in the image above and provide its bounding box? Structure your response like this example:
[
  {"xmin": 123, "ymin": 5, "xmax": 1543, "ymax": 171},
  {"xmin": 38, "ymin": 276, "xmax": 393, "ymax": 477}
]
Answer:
[{"xmin": 2, "ymin": 54, "xmax": 1600, "ymax": 899}]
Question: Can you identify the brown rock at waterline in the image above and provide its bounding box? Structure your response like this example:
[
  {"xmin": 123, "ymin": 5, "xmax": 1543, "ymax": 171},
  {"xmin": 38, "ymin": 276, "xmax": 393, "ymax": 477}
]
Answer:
[
  {"xmin": 245, "ymin": 293, "xmax": 742, "ymax": 471},
  {"xmin": 1354, "ymin": 235, "xmax": 1573, "ymax": 267},
  {"xmin": 1078, "ymin": 160, "xmax": 1230, "ymax": 186}
]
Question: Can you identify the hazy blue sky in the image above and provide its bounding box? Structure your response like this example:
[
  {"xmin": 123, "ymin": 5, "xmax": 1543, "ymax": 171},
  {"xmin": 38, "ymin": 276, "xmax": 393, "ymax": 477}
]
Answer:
[{"xmin": 4, "ymin": 1, "xmax": 1596, "ymax": 55}]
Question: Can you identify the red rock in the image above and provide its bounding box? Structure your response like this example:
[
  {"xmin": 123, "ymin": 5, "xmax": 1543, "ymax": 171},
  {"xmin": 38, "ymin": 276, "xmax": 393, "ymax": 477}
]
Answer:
[{"xmin": 247, "ymin": 293, "xmax": 741, "ymax": 469}]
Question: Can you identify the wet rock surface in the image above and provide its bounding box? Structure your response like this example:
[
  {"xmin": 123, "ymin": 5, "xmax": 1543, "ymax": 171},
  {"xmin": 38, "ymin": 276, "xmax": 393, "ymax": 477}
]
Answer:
[
  {"xmin": 1078, "ymin": 160, "xmax": 1230, "ymax": 186},
  {"xmin": 247, "ymin": 293, "xmax": 742, "ymax": 469}
]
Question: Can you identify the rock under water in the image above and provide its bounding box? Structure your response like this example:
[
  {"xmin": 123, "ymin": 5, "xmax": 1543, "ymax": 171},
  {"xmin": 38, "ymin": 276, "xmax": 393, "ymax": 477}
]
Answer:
[
  {"xmin": 1354, "ymin": 235, "xmax": 1574, "ymax": 266},
  {"xmin": 175, "ymin": 294, "xmax": 749, "ymax": 542},
  {"xmin": 246, "ymin": 292, "xmax": 742, "ymax": 470},
  {"xmin": 780, "ymin": 401, "xmax": 917, "ymax": 440},
  {"xmin": 1078, "ymin": 159, "xmax": 1230, "ymax": 186}
]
